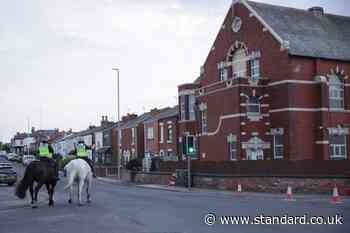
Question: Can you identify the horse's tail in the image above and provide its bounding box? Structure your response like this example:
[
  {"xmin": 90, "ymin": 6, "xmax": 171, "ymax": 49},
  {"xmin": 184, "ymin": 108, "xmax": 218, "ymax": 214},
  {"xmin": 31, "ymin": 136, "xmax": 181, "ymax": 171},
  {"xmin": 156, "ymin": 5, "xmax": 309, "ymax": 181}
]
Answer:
[
  {"xmin": 64, "ymin": 162, "xmax": 75, "ymax": 191},
  {"xmin": 64, "ymin": 173, "xmax": 74, "ymax": 190},
  {"xmin": 15, "ymin": 165, "xmax": 33, "ymax": 199}
]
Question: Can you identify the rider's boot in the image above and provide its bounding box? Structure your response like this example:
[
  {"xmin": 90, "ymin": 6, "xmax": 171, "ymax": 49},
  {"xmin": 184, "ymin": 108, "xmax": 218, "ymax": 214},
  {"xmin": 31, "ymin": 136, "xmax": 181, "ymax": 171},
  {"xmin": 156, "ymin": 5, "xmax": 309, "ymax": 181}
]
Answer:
[{"xmin": 54, "ymin": 164, "xmax": 60, "ymax": 181}]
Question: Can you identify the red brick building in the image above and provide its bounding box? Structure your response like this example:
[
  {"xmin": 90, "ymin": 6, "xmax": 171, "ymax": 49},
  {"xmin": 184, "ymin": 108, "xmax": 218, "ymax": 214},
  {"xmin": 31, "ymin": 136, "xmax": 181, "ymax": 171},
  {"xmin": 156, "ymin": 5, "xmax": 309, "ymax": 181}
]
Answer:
[
  {"xmin": 178, "ymin": 1, "xmax": 350, "ymax": 161},
  {"xmin": 157, "ymin": 107, "xmax": 179, "ymax": 160},
  {"xmin": 119, "ymin": 113, "xmax": 150, "ymax": 165},
  {"xmin": 143, "ymin": 106, "xmax": 179, "ymax": 159},
  {"xmin": 144, "ymin": 109, "xmax": 163, "ymax": 158}
]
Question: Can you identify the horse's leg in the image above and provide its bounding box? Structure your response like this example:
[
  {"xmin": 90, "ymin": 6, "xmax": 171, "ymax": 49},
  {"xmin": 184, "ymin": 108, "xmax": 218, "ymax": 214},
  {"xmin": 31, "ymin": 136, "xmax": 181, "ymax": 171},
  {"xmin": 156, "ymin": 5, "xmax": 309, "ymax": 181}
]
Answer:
[
  {"xmin": 33, "ymin": 183, "xmax": 43, "ymax": 208},
  {"xmin": 78, "ymin": 180, "xmax": 84, "ymax": 206},
  {"xmin": 51, "ymin": 182, "xmax": 56, "ymax": 205},
  {"xmin": 68, "ymin": 185, "xmax": 73, "ymax": 204},
  {"xmin": 29, "ymin": 183, "xmax": 34, "ymax": 205},
  {"xmin": 46, "ymin": 183, "xmax": 54, "ymax": 207},
  {"xmin": 86, "ymin": 179, "xmax": 91, "ymax": 203}
]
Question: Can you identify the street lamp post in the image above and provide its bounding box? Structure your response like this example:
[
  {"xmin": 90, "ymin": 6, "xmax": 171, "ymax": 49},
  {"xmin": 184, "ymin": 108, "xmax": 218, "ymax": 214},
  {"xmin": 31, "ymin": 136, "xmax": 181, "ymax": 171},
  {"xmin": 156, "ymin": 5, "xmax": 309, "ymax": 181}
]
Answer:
[{"xmin": 112, "ymin": 68, "xmax": 121, "ymax": 180}]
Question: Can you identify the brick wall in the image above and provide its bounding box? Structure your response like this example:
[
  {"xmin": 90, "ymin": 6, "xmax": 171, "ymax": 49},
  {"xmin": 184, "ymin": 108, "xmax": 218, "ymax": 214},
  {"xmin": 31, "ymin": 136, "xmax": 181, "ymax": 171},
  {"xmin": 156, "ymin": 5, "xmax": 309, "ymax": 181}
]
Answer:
[
  {"xmin": 159, "ymin": 160, "xmax": 350, "ymax": 176},
  {"xmin": 125, "ymin": 171, "xmax": 350, "ymax": 194}
]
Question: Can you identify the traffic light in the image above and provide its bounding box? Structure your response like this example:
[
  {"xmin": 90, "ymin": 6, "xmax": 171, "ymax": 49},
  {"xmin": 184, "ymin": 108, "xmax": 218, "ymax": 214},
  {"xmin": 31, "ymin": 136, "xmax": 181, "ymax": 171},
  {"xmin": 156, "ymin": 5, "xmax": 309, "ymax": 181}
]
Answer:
[{"xmin": 183, "ymin": 135, "xmax": 196, "ymax": 156}]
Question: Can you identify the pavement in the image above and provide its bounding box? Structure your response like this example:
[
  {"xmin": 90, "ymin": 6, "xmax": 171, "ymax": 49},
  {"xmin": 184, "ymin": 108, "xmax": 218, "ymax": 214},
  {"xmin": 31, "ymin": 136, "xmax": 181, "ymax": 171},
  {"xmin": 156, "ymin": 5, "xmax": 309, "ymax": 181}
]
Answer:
[{"xmin": 0, "ymin": 163, "xmax": 349, "ymax": 233}]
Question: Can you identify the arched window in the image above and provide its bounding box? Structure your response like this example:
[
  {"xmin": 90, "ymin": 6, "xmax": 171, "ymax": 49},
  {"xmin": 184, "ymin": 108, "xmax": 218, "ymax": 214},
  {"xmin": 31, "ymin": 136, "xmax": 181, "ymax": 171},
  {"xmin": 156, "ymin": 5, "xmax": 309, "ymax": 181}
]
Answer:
[
  {"xmin": 232, "ymin": 48, "xmax": 247, "ymax": 78},
  {"xmin": 329, "ymin": 75, "xmax": 344, "ymax": 109}
]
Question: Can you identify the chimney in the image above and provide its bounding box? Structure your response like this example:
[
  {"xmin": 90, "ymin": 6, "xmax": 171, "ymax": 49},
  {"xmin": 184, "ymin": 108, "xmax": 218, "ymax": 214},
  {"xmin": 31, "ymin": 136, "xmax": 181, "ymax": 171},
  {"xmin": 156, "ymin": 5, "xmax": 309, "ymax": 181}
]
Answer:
[
  {"xmin": 308, "ymin": 6, "xmax": 324, "ymax": 16},
  {"xmin": 150, "ymin": 108, "xmax": 160, "ymax": 116},
  {"xmin": 122, "ymin": 113, "xmax": 138, "ymax": 122}
]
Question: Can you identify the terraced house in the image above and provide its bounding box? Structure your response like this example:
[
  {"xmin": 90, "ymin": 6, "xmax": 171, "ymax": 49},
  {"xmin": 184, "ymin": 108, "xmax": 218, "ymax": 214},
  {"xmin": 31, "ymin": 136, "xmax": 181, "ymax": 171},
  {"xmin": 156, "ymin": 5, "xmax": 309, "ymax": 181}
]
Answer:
[{"xmin": 178, "ymin": 0, "xmax": 350, "ymax": 161}]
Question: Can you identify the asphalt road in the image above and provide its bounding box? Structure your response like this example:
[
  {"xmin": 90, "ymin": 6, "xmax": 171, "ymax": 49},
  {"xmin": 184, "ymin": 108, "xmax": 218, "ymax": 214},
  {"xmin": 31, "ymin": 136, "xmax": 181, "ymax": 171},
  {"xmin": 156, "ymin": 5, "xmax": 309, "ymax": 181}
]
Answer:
[{"xmin": 0, "ymin": 163, "xmax": 349, "ymax": 233}]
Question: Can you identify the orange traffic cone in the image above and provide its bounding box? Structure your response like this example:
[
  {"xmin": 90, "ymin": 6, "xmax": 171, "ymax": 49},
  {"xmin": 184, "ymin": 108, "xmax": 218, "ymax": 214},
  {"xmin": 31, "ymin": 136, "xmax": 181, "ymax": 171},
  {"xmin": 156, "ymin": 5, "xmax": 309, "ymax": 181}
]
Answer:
[
  {"xmin": 233, "ymin": 183, "xmax": 242, "ymax": 197},
  {"xmin": 237, "ymin": 183, "xmax": 242, "ymax": 193},
  {"xmin": 286, "ymin": 185, "xmax": 295, "ymax": 201},
  {"xmin": 331, "ymin": 185, "xmax": 342, "ymax": 204}
]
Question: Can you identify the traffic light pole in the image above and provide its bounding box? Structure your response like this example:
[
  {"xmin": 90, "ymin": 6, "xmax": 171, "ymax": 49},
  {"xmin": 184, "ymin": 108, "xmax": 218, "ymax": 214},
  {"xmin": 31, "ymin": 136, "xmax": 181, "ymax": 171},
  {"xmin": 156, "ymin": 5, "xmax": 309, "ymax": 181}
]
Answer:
[{"xmin": 187, "ymin": 155, "xmax": 191, "ymax": 191}]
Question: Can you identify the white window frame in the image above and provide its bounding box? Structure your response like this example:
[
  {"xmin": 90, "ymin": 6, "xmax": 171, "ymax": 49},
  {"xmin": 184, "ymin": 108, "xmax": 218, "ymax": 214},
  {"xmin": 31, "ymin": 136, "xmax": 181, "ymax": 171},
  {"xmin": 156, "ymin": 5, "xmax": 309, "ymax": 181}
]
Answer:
[
  {"xmin": 330, "ymin": 135, "xmax": 347, "ymax": 159},
  {"xmin": 180, "ymin": 95, "xmax": 186, "ymax": 121},
  {"xmin": 220, "ymin": 68, "xmax": 228, "ymax": 81},
  {"xmin": 273, "ymin": 134, "xmax": 284, "ymax": 159},
  {"xmin": 167, "ymin": 124, "xmax": 173, "ymax": 143},
  {"xmin": 232, "ymin": 48, "xmax": 247, "ymax": 78},
  {"xmin": 118, "ymin": 130, "xmax": 122, "ymax": 146},
  {"xmin": 246, "ymin": 96, "xmax": 261, "ymax": 115},
  {"xmin": 250, "ymin": 58, "xmax": 260, "ymax": 81},
  {"xmin": 131, "ymin": 128, "xmax": 136, "ymax": 145},
  {"xmin": 228, "ymin": 140, "xmax": 237, "ymax": 160},
  {"xmin": 159, "ymin": 124, "xmax": 164, "ymax": 143},
  {"xmin": 329, "ymin": 75, "xmax": 344, "ymax": 109},
  {"xmin": 201, "ymin": 109, "xmax": 208, "ymax": 133},
  {"xmin": 147, "ymin": 127, "xmax": 154, "ymax": 140},
  {"xmin": 189, "ymin": 95, "xmax": 196, "ymax": 121}
]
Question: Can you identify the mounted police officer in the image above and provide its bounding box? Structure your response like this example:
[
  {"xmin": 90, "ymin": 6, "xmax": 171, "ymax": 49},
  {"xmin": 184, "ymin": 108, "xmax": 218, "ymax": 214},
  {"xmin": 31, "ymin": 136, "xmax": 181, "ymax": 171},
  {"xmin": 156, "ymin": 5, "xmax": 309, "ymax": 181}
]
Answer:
[
  {"xmin": 74, "ymin": 140, "xmax": 96, "ymax": 177},
  {"xmin": 37, "ymin": 139, "xmax": 59, "ymax": 181}
]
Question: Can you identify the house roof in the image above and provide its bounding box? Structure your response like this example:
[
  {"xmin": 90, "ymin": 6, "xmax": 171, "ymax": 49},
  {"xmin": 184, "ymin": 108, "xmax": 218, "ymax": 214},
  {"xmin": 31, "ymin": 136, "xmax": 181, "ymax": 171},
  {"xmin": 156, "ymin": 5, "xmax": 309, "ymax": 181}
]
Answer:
[
  {"xmin": 120, "ymin": 112, "xmax": 153, "ymax": 129},
  {"xmin": 246, "ymin": 1, "xmax": 350, "ymax": 61},
  {"xmin": 157, "ymin": 106, "xmax": 179, "ymax": 121},
  {"xmin": 143, "ymin": 106, "xmax": 178, "ymax": 124}
]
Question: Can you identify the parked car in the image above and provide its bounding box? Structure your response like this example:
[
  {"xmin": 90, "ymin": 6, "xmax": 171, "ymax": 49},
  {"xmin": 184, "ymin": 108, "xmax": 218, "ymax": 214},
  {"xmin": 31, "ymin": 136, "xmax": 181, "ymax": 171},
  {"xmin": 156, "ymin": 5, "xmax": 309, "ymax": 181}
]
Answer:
[
  {"xmin": 0, "ymin": 151, "xmax": 7, "ymax": 156},
  {"xmin": 14, "ymin": 155, "xmax": 22, "ymax": 163},
  {"xmin": 7, "ymin": 153, "xmax": 18, "ymax": 162},
  {"xmin": 22, "ymin": 155, "xmax": 37, "ymax": 166},
  {"xmin": 0, "ymin": 157, "xmax": 17, "ymax": 186}
]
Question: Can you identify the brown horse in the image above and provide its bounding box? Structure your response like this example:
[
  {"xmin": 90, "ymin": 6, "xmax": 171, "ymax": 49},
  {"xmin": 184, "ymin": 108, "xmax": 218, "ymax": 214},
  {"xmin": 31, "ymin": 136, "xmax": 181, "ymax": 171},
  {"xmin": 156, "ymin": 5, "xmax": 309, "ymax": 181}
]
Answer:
[{"xmin": 15, "ymin": 160, "xmax": 58, "ymax": 208}]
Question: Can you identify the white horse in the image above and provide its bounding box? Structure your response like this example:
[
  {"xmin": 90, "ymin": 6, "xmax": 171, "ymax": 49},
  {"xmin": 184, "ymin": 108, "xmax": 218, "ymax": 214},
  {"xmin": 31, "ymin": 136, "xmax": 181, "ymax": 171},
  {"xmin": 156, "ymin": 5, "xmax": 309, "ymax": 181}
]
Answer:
[{"xmin": 64, "ymin": 158, "xmax": 92, "ymax": 205}]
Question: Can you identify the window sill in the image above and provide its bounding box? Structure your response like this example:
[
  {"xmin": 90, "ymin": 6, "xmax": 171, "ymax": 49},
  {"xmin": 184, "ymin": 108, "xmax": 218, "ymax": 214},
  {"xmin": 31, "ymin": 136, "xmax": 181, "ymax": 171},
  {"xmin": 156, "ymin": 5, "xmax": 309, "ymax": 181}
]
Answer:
[
  {"xmin": 329, "ymin": 108, "xmax": 346, "ymax": 112},
  {"xmin": 330, "ymin": 156, "xmax": 347, "ymax": 160},
  {"xmin": 247, "ymin": 113, "xmax": 263, "ymax": 122}
]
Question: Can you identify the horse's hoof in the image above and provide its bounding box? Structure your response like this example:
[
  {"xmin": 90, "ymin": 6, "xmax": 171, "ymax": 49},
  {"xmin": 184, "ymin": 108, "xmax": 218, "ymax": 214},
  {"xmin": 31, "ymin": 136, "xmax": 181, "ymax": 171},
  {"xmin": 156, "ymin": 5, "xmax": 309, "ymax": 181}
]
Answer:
[
  {"xmin": 87, "ymin": 199, "xmax": 91, "ymax": 204},
  {"xmin": 78, "ymin": 203, "xmax": 84, "ymax": 206},
  {"xmin": 68, "ymin": 199, "xmax": 72, "ymax": 204},
  {"xmin": 31, "ymin": 205, "xmax": 38, "ymax": 209}
]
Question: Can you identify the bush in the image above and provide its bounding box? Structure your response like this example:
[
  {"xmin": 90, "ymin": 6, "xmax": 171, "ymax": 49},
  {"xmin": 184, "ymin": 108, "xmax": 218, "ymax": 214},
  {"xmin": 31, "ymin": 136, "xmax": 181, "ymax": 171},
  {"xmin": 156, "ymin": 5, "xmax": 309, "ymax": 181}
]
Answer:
[{"xmin": 126, "ymin": 158, "xmax": 142, "ymax": 171}]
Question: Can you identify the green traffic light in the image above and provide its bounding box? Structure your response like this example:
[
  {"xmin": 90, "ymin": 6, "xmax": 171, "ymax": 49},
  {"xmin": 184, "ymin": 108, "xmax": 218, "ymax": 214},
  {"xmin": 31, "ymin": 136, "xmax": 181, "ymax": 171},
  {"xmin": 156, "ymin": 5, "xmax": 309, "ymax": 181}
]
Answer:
[{"xmin": 188, "ymin": 147, "xmax": 194, "ymax": 153}]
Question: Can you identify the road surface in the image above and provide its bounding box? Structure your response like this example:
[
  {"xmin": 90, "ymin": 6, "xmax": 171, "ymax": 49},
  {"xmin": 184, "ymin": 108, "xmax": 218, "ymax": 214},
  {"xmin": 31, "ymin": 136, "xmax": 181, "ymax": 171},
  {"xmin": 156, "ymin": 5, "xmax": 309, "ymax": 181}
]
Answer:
[{"xmin": 0, "ymin": 163, "xmax": 349, "ymax": 233}]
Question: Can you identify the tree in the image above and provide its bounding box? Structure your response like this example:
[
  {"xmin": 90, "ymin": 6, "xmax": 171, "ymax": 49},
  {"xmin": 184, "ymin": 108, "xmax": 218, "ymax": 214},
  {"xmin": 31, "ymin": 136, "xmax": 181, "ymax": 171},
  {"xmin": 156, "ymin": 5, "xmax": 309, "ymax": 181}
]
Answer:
[{"xmin": 0, "ymin": 142, "xmax": 11, "ymax": 153}]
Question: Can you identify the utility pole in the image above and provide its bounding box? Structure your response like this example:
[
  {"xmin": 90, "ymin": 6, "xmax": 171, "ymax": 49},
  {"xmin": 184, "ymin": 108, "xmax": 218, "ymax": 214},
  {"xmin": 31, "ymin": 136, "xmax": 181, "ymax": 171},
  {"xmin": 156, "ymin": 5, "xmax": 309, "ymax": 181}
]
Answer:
[
  {"xmin": 112, "ymin": 68, "xmax": 121, "ymax": 180},
  {"xmin": 187, "ymin": 154, "xmax": 191, "ymax": 191}
]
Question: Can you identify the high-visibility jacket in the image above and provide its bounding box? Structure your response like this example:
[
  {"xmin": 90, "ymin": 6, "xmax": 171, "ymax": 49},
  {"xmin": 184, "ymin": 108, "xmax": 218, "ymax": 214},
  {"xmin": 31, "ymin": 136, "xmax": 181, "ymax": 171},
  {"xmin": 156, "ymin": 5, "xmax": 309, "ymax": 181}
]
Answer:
[
  {"xmin": 39, "ymin": 146, "xmax": 53, "ymax": 159},
  {"xmin": 77, "ymin": 145, "xmax": 88, "ymax": 157}
]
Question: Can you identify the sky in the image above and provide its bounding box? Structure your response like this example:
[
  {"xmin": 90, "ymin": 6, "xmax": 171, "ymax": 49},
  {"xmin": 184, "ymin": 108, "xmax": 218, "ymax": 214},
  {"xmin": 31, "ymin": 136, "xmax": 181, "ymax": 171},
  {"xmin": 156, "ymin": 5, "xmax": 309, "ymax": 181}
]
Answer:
[{"xmin": 0, "ymin": 0, "xmax": 348, "ymax": 142}]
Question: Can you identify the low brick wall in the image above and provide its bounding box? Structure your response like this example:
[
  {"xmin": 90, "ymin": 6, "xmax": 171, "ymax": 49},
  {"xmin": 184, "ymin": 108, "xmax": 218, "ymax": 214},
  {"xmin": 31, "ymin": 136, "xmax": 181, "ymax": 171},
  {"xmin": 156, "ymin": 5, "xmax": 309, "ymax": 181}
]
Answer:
[
  {"xmin": 127, "ymin": 171, "xmax": 350, "ymax": 195},
  {"xmin": 193, "ymin": 175, "xmax": 350, "ymax": 194},
  {"xmin": 131, "ymin": 172, "xmax": 173, "ymax": 185}
]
